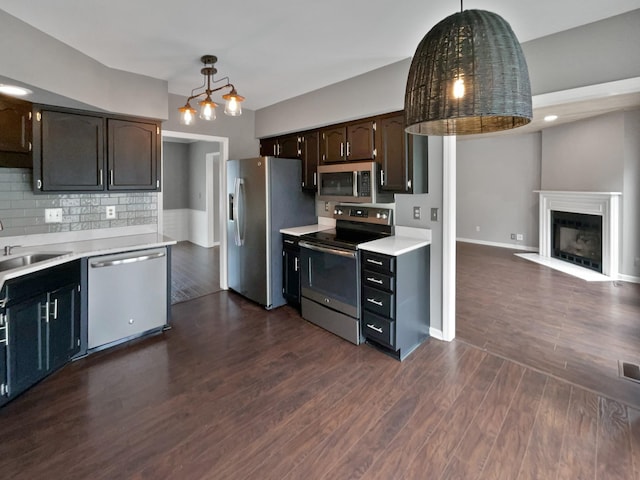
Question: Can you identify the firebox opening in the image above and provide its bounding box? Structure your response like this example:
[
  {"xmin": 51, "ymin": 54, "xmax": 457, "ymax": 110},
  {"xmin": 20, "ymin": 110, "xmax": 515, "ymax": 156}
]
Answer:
[{"xmin": 551, "ymin": 211, "xmax": 603, "ymax": 273}]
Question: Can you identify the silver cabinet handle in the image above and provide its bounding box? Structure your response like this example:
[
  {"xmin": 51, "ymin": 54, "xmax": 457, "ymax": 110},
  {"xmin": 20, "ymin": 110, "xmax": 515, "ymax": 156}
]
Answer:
[
  {"xmin": 99, "ymin": 169, "xmax": 103, "ymax": 186},
  {"xmin": 367, "ymin": 298, "xmax": 383, "ymax": 306},
  {"xmin": 366, "ymin": 323, "xmax": 383, "ymax": 333},
  {"xmin": 313, "ymin": 172, "xmax": 317, "ymax": 186},
  {"xmin": 366, "ymin": 258, "xmax": 383, "ymax": 266},
  {"xmin": 284, "ymin": 239, "xmax": 295, "ymax": 245},
  {"xmin": 366, "ymin": 277, "xmax": 383, "ymax": 284},
  {"xmin": 294, "ymin": 257, "xmax": 299, "ymax": 272},
  {"xmin": 52, "ymin": 298, "xmax": 58, "ymax": 320},
  {"xmin": 380, "ymin": 170, "xmax": 385, "ymax": 186},
  {"xmin": 346, "ymin": 141, "xmax": 351, "ymax": 157},
  {"xmin": 110, "ymin": 170, "xmax": 114, "ymax": 186},
  {"xmin": 0, "ymin": 296, "xmax": 8, "ymax": 308},
  {"xmin": 340, "ymin": 142, "xmax": 344, "ymax": 157},
  {"xmin": 299, "ymin": 241, "xmax": 357, "ymax": 258},
  {"xmin": 90, "ymin": 251, "xmax": 165, "ymax": 268}
]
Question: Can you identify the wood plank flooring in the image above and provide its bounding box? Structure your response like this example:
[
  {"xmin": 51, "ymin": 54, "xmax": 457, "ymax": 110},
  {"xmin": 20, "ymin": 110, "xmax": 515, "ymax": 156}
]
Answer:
[
  {"xmin": 456, "ymin": 241, "xmax": 640, "ymax": 409},
  {"xmin": 1, "ymin": 285, "xmax": 639, "ymax": 478},
  {"xmin": 170, "ymin": 241, "xmax": 220, "ymax": 304}
]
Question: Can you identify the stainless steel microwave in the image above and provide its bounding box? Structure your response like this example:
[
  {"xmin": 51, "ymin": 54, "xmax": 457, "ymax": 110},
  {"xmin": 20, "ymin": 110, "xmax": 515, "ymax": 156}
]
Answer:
[{"xmin": 317, "ymin": 161, "xmax": 386, "ymax": 203}]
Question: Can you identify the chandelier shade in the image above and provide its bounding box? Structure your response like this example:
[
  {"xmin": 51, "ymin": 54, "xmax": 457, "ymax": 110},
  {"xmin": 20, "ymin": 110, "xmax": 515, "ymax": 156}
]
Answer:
[
  {"xmin": 404, "ymin": 9, "xmax": 532, "ymax": 136},
  {"xmin": 179, "ymin": 55, "xmax": 244, "ymax": 125}
]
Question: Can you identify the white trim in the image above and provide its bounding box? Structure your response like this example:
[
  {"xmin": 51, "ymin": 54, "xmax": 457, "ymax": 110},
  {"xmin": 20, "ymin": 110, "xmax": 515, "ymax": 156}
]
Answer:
[
  {"xmin": 532, "ymin": 77, "xmax": 640, "ymax": 108},
  {"xmin": 536, "ymin": 190, "xmax": 621, "ymax": 278},
  {"xmin": 617, "ymin": 273, "xmax": 640, "ymax": 284},
  {"xmin": 429, "ymin": 327, "xmax": 444, "ymax": 341},
  {"xmin": 457, "ymin": 237, "xmax": 538, "ymax": 252},
  {"xmin": 442, "ymin": 136, "xmax": 456, "ymax": 342}
]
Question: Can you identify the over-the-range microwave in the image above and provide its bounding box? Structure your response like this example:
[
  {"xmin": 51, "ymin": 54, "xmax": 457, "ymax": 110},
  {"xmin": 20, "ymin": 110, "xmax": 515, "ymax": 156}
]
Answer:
[{"xmin": 317, "ymin": 161, "xmax": 391, "ymax": 204}]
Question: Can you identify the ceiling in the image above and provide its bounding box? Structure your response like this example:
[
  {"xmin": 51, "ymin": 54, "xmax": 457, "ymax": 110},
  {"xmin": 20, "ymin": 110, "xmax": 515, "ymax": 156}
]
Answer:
[{"xmin": 1, "ymin": 0, "xmax": 639, "ymax": 114}]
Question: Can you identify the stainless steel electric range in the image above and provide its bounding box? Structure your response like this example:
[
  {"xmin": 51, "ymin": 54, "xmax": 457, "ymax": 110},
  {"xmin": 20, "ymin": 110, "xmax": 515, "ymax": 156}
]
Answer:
[{"xmin": 298, "ymin": 205, "xmax": 393, "ymax": 344}]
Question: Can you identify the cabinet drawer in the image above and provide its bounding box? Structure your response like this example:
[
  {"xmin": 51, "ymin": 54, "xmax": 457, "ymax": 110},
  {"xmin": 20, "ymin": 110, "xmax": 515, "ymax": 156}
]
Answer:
[
  {"xmin": 362, "ymin": 310, "xmax": 395, "ymax": 349},
  {"xmin": 361, "ymin": 251, "xmax": 394, "ymax": 274},
  {"xmin": 362, "ymin": 270, "xmax": 394, "ymax": 292},
  {"xmin": 362, "ymin": 286, "xmax": 395, "ymax": 318},
  {"xmin": 282, "ymin": 235, "xmax": 299, "ymax": 249}
]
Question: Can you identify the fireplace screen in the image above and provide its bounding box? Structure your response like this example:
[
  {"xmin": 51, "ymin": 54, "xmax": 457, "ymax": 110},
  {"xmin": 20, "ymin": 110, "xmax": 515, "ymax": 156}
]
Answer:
[{"xmin": 551, "ymin": 211, "xmax": 602, "ymax": 272}]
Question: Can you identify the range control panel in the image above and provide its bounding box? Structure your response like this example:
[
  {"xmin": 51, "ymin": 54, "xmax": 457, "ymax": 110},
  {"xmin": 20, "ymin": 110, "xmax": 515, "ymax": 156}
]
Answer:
[{"xmin": 333, "ymin": 205, "xmax": 393, "ymax": 226}]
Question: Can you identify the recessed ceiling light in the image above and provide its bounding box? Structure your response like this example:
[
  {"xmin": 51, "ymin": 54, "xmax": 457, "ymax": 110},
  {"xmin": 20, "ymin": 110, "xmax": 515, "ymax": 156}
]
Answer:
[
  {"xmin": 544, "ymin": 114, "xmax": 558, "ymax": 122},
  {"xmin": 0, "ymin": 84, "xmax": 32, "ymax": 96}
]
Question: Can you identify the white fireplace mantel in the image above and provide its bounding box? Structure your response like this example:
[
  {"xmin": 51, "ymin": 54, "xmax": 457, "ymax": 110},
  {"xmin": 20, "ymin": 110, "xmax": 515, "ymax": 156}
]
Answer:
[{"xmin": 535, "ymin": 191, "xmax": 621, "ymax": 278}]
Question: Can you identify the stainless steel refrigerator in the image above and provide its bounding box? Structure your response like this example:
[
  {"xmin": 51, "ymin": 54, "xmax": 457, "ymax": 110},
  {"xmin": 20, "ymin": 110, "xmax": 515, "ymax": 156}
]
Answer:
[{"xmin": 227, "ymin": 156, "xmax": 316, "ymax": 309}]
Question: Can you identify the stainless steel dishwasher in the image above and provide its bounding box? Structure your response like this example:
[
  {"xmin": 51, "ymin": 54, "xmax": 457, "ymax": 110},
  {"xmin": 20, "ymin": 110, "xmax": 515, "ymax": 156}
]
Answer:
[{"xmin": 88, "ymin": 247, "xmax": 167, "ymax": 350}]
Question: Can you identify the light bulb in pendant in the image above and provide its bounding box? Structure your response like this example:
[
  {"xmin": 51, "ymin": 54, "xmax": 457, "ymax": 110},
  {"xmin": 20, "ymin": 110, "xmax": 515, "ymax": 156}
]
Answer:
[{"xmin": 453, "ymin": 78, "xmax": 465, "ymax": 99}]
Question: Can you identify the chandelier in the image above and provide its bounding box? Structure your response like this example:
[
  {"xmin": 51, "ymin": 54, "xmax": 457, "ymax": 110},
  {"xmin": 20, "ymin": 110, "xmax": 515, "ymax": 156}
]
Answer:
[
  {"xmin": 178, "ymin": 55, "xmax": 245, "ymax": 125},
  {"xmin": 404, "ymin": 5, "xmax": 532, "ymax": 135}
]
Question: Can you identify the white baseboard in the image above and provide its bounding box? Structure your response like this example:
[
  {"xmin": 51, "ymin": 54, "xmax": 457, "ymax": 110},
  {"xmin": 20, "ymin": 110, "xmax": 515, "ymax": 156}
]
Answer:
[
  {"xmin": 617, "ymin": 273, "xmax": 640, "ymax": 284},
  {"xmin": 429, "ymin": 327, "xmax": 445, "ymax": 341},
  {"xmin": 190, "ymin": 209, "xmax": 213, "ymax": 247},
  {"xmin": 457, "ymin": 237, "xmax": 538, "ymax": 252}
]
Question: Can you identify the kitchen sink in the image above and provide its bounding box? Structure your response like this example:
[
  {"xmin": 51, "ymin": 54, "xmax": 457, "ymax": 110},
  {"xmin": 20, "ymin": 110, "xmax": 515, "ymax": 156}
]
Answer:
[{"xmin": 0, "ymin": 252, "xmax": 71, "ymax": 272}]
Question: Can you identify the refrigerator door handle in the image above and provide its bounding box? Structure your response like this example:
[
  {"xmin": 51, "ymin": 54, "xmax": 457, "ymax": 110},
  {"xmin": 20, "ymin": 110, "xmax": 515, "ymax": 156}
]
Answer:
[{"xmin": 234, "ymin": 177, "xmax": 245, "ymax": 246}]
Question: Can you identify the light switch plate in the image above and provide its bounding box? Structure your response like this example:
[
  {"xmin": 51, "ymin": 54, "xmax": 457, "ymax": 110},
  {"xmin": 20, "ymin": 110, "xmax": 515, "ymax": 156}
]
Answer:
[
  {"xmin": 430, "ymin": 208, "xmax": 438, "ymax": 221},
  {"xmin": 44, "ymin": 208, "xmax": 63, "ymax": 223},
  {"xmin": 106, "ymin": 205, "xmax": 116, "ymax": 219}
]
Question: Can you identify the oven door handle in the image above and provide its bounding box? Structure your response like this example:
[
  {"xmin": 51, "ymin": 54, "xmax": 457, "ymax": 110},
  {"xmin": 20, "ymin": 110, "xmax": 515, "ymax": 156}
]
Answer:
[{"xmin": 299, "ymin": 241, "xmax": 357, "ymax": 258}]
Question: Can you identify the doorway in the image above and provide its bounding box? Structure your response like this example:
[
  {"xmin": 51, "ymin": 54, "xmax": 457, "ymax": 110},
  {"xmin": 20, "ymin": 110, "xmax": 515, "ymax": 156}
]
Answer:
[{"xmin": 161, "ymin": 130, "xmax": 229, "ymax": 303}]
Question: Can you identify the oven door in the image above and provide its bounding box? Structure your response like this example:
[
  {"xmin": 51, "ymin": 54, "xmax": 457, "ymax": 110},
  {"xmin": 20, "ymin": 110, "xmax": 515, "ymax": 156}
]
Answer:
[{"xmin": 299, "ymin": 241, "xmax": 359, "ymax": 318}]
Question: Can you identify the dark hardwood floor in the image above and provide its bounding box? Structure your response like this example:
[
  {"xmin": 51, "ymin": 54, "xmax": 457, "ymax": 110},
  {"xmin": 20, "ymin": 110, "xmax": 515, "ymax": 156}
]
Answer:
[
  {"xmin": 1, "ymin": 243, "xmax": 639, "ymax": 478},
  {"xmin": 456, "ymin": 241, "xmax": 640, "ymax": 409},
  {"xmin": 170, "ymin": 241, "xmax": 220, "ymax": 304}
]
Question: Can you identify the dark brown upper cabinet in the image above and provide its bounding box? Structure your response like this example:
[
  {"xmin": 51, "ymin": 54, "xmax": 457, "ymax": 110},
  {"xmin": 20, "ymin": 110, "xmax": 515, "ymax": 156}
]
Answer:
[
  {"xmin": 259, "ymin": 135, "xmax": 299, "ymax": 158},
  {"xmin": 320, "ymin": 119, "xmax": 375, "ymax": 163},
  {"xmin": 34, "ymin": 109, "xmax": 105, "ymax": 192},
  {"xmin": 32, "ymin": 105, "xmax": 160, "ymax": 193},
  {"xmin": 107, "ymin": 119, "xmax": 159, "ymax": 191},
  {"xmin": 376, "ymin": 113, "xmax": 411, "ymax": 193},
  {"xmin": 0, "ymin": 94, "xmax": 33, "ymax": 168},
  {"xmin": 300, "ymin": 131, "xmax": 319, "ymax": 192}
]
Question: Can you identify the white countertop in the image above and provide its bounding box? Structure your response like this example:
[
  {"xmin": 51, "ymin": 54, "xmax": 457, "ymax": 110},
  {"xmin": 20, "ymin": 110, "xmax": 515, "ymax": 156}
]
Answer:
[
  {"xmin": 358, "ymin": 226, "xmax": 431, "ymax": 256},
  {"xmin": 280, "ymin": 224, "xmax": 334, "ymax": 236},
  {"xmin": 0, "ymin": 233, "xmax": 176, "ymax": 288}
]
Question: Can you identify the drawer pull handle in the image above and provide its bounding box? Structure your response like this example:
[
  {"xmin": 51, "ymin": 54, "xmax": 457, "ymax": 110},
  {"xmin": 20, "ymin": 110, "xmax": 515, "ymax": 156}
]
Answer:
[
  {"xmin": 367, "ymin": 298, "xmax": 383, "ymax": 306},
  {"xmin": 284, "ymin": 239, "xmax": 295, "ymax": 244},
  {"xmin": 366, "ymin": 259, "xmax": 383, "ymax": 266},
  {"xmin": 366, "ymin": 277, "xmax": 383, "ymax": 284},
  {"xmin": 366, "ymin": 323, "xmax": 383, "ymax": 333}
]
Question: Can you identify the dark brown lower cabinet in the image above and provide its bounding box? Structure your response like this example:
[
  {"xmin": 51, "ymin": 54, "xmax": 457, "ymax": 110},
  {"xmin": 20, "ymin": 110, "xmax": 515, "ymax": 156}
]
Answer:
[{"xmin": 282, "ymin": 235, "xmax": 301, "ymax": 308}]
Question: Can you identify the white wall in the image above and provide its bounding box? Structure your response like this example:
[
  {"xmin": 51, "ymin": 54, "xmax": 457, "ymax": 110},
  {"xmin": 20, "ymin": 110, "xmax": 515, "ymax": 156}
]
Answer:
[{"xmin": 622, "ymin": 109, "xmax": 640, "ymax": 279}]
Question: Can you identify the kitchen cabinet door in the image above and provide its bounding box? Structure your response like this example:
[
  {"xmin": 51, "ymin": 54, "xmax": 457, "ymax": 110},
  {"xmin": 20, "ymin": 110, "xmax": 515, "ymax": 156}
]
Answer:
[
  {"xmin": 107, "ymin": 119, "xmax": 159, "ymax": 191},
  {"xmin": 0, "ymin": 94, "xmax": 32, "ymax": 154},
  {"xmin": 35, "ymin": 109, "xmax": 105, "ymax": 192},
  {"xmin": 346, "ymin": 120, "xmax": 375, "ymax": 161},
  {"xmin": 321, "ymin": 126, "xmax": 347, "ymax": 163},
  {"xmin": 282, "ymin": 237, "xmax": 301, "ymax": 307},
  {"xmin": 7, "ymin": 294, "xmax": 48, "ymax": 396},
  {"xmin": 47, "ymin": 283, "xmax": 80, "ymax": 372},
  {"xmin": 278, "ymin": 134, "xmax": 300, "ymax": 158},
  {"xmin": 260, "ymin": 137, "xmax": 278, "ymax": 157},
  {"xmin": 376, "ymin": 113, "xmax": 411, "ymax": 193},
  {"xmin": 300, "ymin": 131, "xmax": 319, "ymax": 191},
  {"xmin": 0, "ymin": 316, "xmax": 7, "ymax": 406}
]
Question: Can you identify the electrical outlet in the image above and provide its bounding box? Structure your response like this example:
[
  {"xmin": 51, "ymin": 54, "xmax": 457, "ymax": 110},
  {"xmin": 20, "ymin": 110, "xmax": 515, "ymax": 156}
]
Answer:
[
  {"xmin": 44, "ymin": 208, "xmax": 63, "ymax": 223},
  {"xmin": 413, "ymin": 206, "xmax": 421, "ymax": 220},
  {"xmin": 325, "ymin": 201, "xmax": 329, "ymax": 212},
  {"xmin": 510, "ymin": 233, "xmax": 516, "ymax": 240},
  {"xmin": 105, "ymin": 205, "xmax": 116, "ymax": 219},
  {"xmin": 516, "ymin": 233, "xmax": 524, "ymax": 241}
]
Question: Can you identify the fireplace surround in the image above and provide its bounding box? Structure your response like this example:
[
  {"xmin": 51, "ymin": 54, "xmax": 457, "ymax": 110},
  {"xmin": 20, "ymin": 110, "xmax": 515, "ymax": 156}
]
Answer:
[{"xmin": 536, "ymin": 191, "xmax": 621, "ymax": 278}]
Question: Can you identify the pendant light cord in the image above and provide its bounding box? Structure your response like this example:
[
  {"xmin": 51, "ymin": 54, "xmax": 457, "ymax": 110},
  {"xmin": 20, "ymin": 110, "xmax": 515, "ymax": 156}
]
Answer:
[{"xmin": 460, "ymin": 0, "xmax": 463, "ymax": 12}]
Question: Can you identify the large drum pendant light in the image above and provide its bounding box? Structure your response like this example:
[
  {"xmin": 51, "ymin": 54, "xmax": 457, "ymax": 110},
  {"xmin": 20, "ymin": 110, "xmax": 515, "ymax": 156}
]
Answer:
[{"xmin": 405, "ymin": 8, "xmax": 532, "ymax": 136}]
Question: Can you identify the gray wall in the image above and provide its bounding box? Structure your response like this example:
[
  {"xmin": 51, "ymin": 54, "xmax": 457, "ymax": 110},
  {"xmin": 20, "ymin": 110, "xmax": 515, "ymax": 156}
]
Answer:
[
  {"xmin": 188, "ymin": 141, "xmax": 219, "ymax": 212},
  {"xmin": 457, "ymin": 133, "xmax": 541, "ymax": 248},
  {"xmin": 0, "ymin": 9, "xmax": 167, "ymax": 119},
  {"xmin": 164, "ymin": 93, "xmax": 258, "ymax": 160},
  {"xmin": 541, "ymin": 112, "xmax": 625, "ymax": 191},
  {"xmin": 623, "ymin": 110, "xmax": 640, "ymax": 277},
  {"xmin": 522, "ymin": 9, "xmax": 640, "ymax": 96},
  {"xmin": 162, "ymin": 142, "xmax": 189, "ymax": 209}
]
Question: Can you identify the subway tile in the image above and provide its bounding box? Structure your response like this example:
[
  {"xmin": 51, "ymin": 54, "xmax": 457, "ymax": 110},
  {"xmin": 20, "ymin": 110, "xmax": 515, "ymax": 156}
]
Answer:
[
  {"xmin": 61, "ymin": 198, "xmax": 81, "ymax": 207},
  {"xmin": 24, "ymin": 225, "xmax": 49, "ymax": 235},
  {"xmin": 62, "ymin": 215, "xmax": 80, "ymax": 223},
  {"xmin": 81, "ymin": 213, "xmax": 100, "ymax": 222},
  {"xmin": 35, "ymin": 199, "xmax": 61, "ymax": 208}
]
